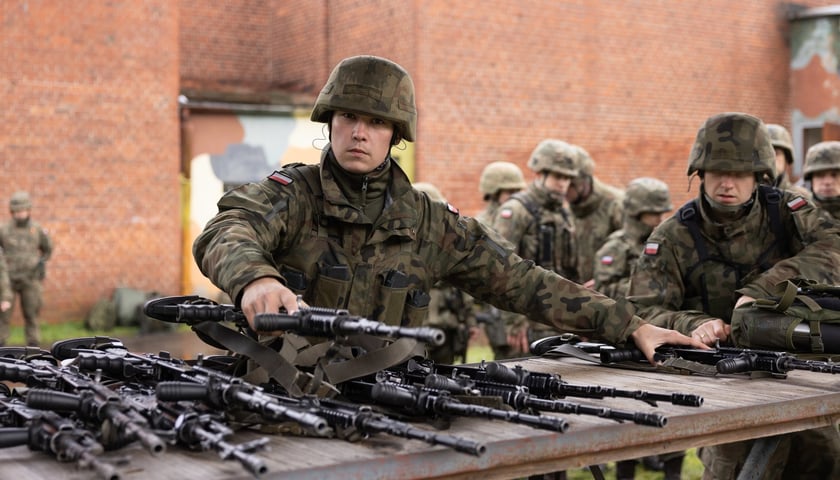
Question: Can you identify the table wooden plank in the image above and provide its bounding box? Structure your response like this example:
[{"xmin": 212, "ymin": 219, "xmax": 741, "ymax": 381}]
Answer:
[{"xmin": 1, "ymin": 354, "xmax": 838, "ymax": 479}]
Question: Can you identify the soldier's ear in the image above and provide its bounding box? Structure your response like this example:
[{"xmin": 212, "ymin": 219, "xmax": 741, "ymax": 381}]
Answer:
[{"xmin": 391, "ymin": 132, "xmax": 402, "ymax": 146}]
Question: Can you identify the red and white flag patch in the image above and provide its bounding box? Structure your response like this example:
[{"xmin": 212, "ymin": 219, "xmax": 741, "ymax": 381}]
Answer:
[
  {"xmin": 644, "ymin": 242, "xmax": 660, "ymax": 256},
  {"xmin": 499, "ymin": 208, "xmax": 513, "ymax": 219},
  {"xmin": 268, "ymin": 171, "xmax": 293, "ymax": 185},
  {"xmin": 787, "ymin": 197, "xmax": 807, "ymax": 212},
  {"xmin": 446, "ymin": 203, "xmax": 460, "ymax": 215},
  {"xmin": 600, "ymin": 255, "xmax": 614, "ymax": 265}
]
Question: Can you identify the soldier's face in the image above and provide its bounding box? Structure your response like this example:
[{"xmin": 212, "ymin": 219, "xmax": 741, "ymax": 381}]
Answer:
[
  {"xmin": 11, "ymin": 210, "xmax": 29, "ymax": 221},
  {"xmin": 330, "ymin": 110, "xmax": 396, "ymax": 174},
  {"xmin": 703, "ymin": 171, "xmax": 756, "ymax": 206},
  {"xmin": 639, "ymin": 211, "xmax": 668, "ymax": 228},
  {"xmin": 541, "ymin": 172, "xmax": 572, "ymax": 196},
  {"xmin": 812, "ymin": 169, "xmax": 840, "ymax": 198},
  {"xmin": 775, "ymin": 149, "xmax": 788, "ymax": 179}
]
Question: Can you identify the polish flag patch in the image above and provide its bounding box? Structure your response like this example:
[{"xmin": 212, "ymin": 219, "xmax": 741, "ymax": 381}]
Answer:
[
  {"xmin": 787, "ymin": 197, "xmax": 807, "ymax": 211},
  {"xmin": 268, "ymin": 171, "xmax": 293, "ymax": 185},
  {"xmin": 499, "ymin": 208, "xmax": 513, "ymax": 219},
  {"xmin": 600, "ymin": 255, "xmax": 614, "ymax": 265},
  {"xmin": 644, "ymin": 242, "xmax": 660, "ymax": 256},
  {"xmin": 446, "ymin": 203, "xmax": 460, "ymax": 215}
]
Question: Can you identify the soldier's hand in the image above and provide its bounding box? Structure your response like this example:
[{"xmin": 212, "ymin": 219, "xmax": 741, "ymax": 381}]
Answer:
[
  {"xmin": 690, "ymin": 319, "xmax": 731, "ymax": 346},
  {"xmin": 0, "ymin": 301, "xmax": 9, "ymax": 312},
  {"xmin": 630, "ymin": 323, "xmax": 709, "ymax": 364},
  {"xmin": 507, "ymin": 327, "xmax": 529, "ymax": 355},
  {"xmin": 241, "ymin": 277, "xmax": 300, "ymax": 332}
]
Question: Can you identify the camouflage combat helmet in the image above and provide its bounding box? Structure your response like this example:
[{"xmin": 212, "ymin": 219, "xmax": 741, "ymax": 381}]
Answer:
[
  {"xmin": 527, "ymin": 140, "xmax": 579, "ymax": 177},
  {"xmin": 687, "ymin": 112, "xmax": 776, "ymax": 180},
  {"xmin": 572, "ymin": 145, "xmax": 596, "ymax": 177},
  {"xmin": 310, "ymin": 55, "xmax": 417, "ymax": 142},
  {"xmin": 479, "ymin": 161, "xmax": 527, "ymax": 195},
  {"xmin": 9, "ymin": 191, "xmax": 32, "ymax": 212},
  {"xmin": 623, "ymin": 177, "xmax": 673, "ymax": 217},
  {"xmin": 413, "ymin": 182, "xmax": 446, "ymax": 202},
  {"xmin": 803, "ymin": 141, "xmax": 840, "ymax": 180},
  {"xmin": 766, "ymin": 124, "xmax": 794, "ymax": 164}
]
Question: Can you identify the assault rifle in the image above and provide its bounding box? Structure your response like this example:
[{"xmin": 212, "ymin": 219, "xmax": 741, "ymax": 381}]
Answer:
[
  {"xmin": 340, "ymin": 379, "xmax": 571, "ymax": 433},
  {"xmin": 144, "ymin": 295, "xmax": 446, "ymax": 346},
  {"xmin": 600, "ymin": 344, "xmax": 840, "ymax": 376},
  {"xmin": 374, "ymin": 360, "xmax": 674, "ymax": 427},
  {"xmin": 0, "ymin": 392, "xmax": 121, "ymax": 480}
]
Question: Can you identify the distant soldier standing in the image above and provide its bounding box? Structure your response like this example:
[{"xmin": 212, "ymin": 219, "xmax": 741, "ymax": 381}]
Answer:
[
  {"xmin": 803, "ymin": 141, "xmax": 840, "ymax": 219},
  {"xmin": 767, "ymin": 123, "xmax": 811, "ymax": 198},
  {"xmin": 593, "ymin": 177, "xmax": 682, "ymax": 480},
  {"xmin": 475, "ymin": 162, "xmax": 526, "ymax": 360},
  {"xmin": 627, "ymin": 113, "xmax": 840, "ymax": 480},
  {"xmin": 0, "ymin": 191, "xmax": 53, "ymax": 346},
  {"xmin": 412, "ymin": 182, "xmax": 474, "ymax": 364},
  {"xmin": 492, "ymin": 140, "xmax": 579, "ymax": 354},
  {"xmin": 566, "ymin": 146, "xmax": 624, "ymax": 288}
]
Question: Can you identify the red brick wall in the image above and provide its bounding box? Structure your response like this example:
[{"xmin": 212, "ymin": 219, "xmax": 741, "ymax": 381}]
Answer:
[{"xmin": 1, "ymin": 1, "xmax": 181, "ymax": 325}]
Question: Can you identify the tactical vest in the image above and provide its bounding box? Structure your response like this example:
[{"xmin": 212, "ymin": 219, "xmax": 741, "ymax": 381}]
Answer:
[
  {"xmin": 510, "ymin": 192, "xmax": 577, "ymax": 280},
  {"xmin": 677, "ymin": 185, "xmax": 792, "ymax": 321}
]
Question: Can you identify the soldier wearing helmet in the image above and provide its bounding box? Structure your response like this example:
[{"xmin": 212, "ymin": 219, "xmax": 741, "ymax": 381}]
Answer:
[
  {"xmin": 804, "ymin": 141, "xmax": 840, "ymax": 219},
  {"xmin": 593, "ymin": 177, "xmax": 683, "ymax": 480},
  {"xmin": 194, "ymin": 55, "xmax": 703, "ymax": 387},
  {"xmin": 491, "ymin": 140, "xmax": 580, "ymax": 354},
  {"xmin": 0, "ymin": 191, "xmax": 53, "ymax": 346},
  {"xmin": 627, "ymin": 112, "xmax": 840, "ymax": 479},
  {"xmin": 565, "ymin": 145, "xmax": 625, "ymax": 289},
  {"xmin": 474, "ymin": 162, "xmax": 526, "ymax": 360},
  {"xmin": 767, "ymin": 124, "xmax": 811, "ymax": 199}
]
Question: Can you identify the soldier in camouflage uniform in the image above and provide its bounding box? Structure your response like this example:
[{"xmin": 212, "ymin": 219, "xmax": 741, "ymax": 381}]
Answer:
[
  {"xmin": 767, "ymin": 124, "xmax": 811, "ymax": 199},
  {"xmin": 193, "ymin": 55, "xmax": 703, "ymax": 378},
  {"xmin": 593, "ymin": 178, "xmax": 681, "ymax": 480},
  {"xmin": 566, "ymin": 145, "xmax": 625, "ymax": 288},
  {"xmin": 0, "ymin": 191, "xmax": 53, "ymax": 347},
  {"xmin": 627, "ymin": 112, "xmax": 840, "ymax": 480},
  {"xmin": 491, "ymin": 140, "xmax": 579, "ymax": 354},
  {"xmin": 803, "ymin": 141, "xmax": 840, "ymax": 220},
  {"xmin": 411, "ymin": 182, "xmax": 474, "ymax": 364},
  {"xmin": 475, "ymin": 161, "xmax": 526, "ymax": 360}
]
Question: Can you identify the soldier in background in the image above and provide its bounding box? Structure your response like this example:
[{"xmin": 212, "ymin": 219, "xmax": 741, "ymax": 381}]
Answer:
[
  {"xmin": 475, "ymin": 161, "xmax": 526, "ymax": 360},
  {"xmin": 412, "ymin": 182, "xmax": 474, "ymax": 364},
  {"xmin": 627, "ymin": 112, "xmax": 840, "ymax": 479},
  {"xmin": 491, "ymin": 140, "xmax": 578, "ymax": 355},
  {"xmin": 0, "ymin": 191, "xmax": 53, "ymax": 347},
  {"xmin": 593, "ymin": 177, "xmax": 682, "ymax": 480},
  {"xmin": 767, "ymin": 123, "xmax": 811, "ymax": 199},
  {"xmin": 193, "ymin": 55, "xmax": 704, "ymax": 390},
  {"xmin": 565, "ymin": 145, "xmax": 624, "ymax": 288},
  {"xmin": 803, "ymin": 141, "xmax": 840, "ymax": 219}
]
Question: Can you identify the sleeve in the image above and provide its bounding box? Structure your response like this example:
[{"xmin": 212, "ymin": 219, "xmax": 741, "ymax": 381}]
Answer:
[
  {"xmin": 592, "ymin": 239, "xmax": 629, "ymax": 300},
  {"xmin": 192, "ymin": 179, "xmax": 298, "ymax": 305},
  {"xmin": 0, "ymin": 252, "xmax": 11, "ymax": 303},
  {"xmin": 626, "ymin": 226, "xmax": 715, "ymax": 334},
  {"xmin": 738, "ymin": 200, "xmax": 840, "ymax": 298},
  {"xmin": 38, "ymin": 225, "xmax": 53, "ymax": 262}
]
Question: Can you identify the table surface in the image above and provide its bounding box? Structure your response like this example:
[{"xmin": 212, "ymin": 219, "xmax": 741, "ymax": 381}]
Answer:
[{"xmin": 3, "ymin": 353, "xmax": 840, "ymax": 480}]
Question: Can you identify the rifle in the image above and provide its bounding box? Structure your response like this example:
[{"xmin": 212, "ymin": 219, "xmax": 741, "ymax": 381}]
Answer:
[
  {"xmin": 601, "ymin": 344, "xmax": 840, "ymax": 376},
  {"xmin": 264, "ymin": 391, "xmax": 486, "ymax": 456},
  {"xmin": 0, "ymin": 392, "xmax": 121, "ymax": 480},
  {"xmin": 254, "ymin": 308, "xmax": 445, "ymax": 346},
  {"xmin": 340, "ymin": 379, "xmax": 571, "ymax": 433},
  {"xmin": 376, "ymin": 360, "xmax": 672, "ymax": 427}
]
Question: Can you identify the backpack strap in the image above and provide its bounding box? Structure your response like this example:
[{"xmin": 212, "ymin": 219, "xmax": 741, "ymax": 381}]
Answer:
[
  {"xmin": 678, "ymin": 200, "xmax": 712, "ymax": 314},
  {"xmin": 511, "ymin": 193, "xmax": 552, "ymax": 267}
]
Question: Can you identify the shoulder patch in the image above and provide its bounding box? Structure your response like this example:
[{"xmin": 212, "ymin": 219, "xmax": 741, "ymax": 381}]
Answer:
[
  {"xmin": 643, "ymin": 242, "xmax": 660, "ymax": 256},
  {"xmin": 786, "ymin": 196, "xmax": 807, "ymax": 211},
  {"xmin": 268, "ymin": 171, "xmax": 293, "ymax": 185},
  {"xmin": 446, "ymin": 203, "xmax": 459, "ymax": 215},
  {"xmin": 499, "ymin": 208, "xmax": 513, "ymax": 219},
  {"xmin": 599, "ymin": 255, "xmax": 614, "ymax": 265}
]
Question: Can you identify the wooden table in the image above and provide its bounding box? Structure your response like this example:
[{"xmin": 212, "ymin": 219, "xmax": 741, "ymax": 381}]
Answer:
[{"xmin": 3, "ymin": 354, "xmax": 840, "ymax": 480}]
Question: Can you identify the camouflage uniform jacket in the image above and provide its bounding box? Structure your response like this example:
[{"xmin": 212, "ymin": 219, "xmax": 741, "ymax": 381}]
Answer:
[
  {"xmin": 491, "ymin": 182, "xmax": 577, "ymax": 281},
  {"xmin": 627, "ymin": 187, "xmax": 840, "ymax": 334},
  {"xmin": 194, "ymin": 148, "xmax": 643, "ymax": 345},
  {"xmin": 569, "ymin": 178, "xmax": 624, "ymax": 283},
  {"xmin": 775, "ymin": 173, "xmax": 812, "ymax": 200},
  {"xmin": 814, "ymin": 195, "xmax": 840, "ymax": 221},
  {"xmin": 593, "ymin": 216, "xmax": 652, "ymax": 300},
  {"xmin": 0, "ymin": 219, "xmax": 52, "ymax": 282}
]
